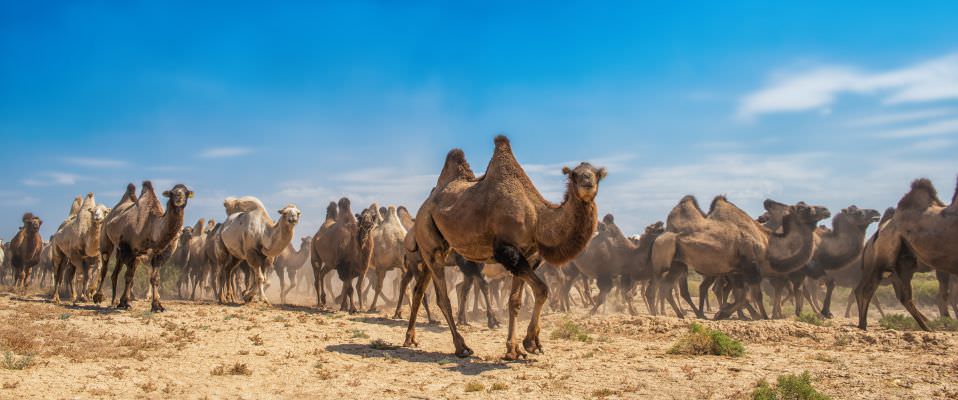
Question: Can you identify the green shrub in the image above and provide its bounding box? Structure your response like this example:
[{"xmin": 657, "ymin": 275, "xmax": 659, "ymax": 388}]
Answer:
[
  {"xmin": 1, "ymin": 351, "xmax": 34, "ymax": 370},
  {"xmin": 667, "ymin": 323, "xmax": 744, "ymax": 357},
  {"xmin": 550, "ymin": 319, "xmax": 591, "ymax": 342},
  {"xmin": 795, "ymin": 312, "xmax": 824, "ymax": 326},
  {"xmin": 752, "ymin": 371, "xmax": 829, "ymax": 400}
]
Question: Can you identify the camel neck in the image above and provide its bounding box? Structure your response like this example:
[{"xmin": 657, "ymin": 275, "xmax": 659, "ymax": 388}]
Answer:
[
  {"xmin": 153, "ymin": 202, "xmax": 186, "ymax": 251},
  {"xmin": 263, "ymin": 219, "xmax": 295, "ymax": 257},
  {"xmin": 767, "ymin": 215, "xmax": 815, "ymax": 273},
  {"xmin": 535, "ymin": 183, "xmax": 597, "ymax": 264}
]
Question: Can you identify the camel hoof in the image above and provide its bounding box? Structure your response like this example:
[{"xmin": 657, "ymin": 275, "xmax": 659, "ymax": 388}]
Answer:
[
  {"xmin": 455, "ymin": 346, "xmax": 474, "ymax": 358},
  {"xmin": 116, "ymin": 303, "xmax": 131, "ymax": 310},
  {"xmin": 402, "ymin": 337, "xmax": 419, "ymax": 348},
  {"xmin": 523, "ymin": 337, "xmax": 543, "ymax": 354},
  {"xmin": 502, "ymin": 351, "xmax": 527, "ymax": 361},
  {"xmin": 368, "ymin": 307, "xmax": 378, "ymax": 313},
  {"xmin": 487, "ymin": 319, "xmax": 501, "ymax": 329},
  {"xmin": 391, "ymin": 312, "xmax": 402, "ymax": 320},
  {"xmin": 151, "ymin": 303, "xmax": 165, "ymax": 313}
]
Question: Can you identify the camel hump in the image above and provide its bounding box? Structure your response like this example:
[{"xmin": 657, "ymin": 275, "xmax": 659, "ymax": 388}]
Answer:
[
  {"xmin": 436, "ymin": 148, "xmax": 476, "ymax": 187},
  {"xmin": 602, "ymin": 214, "xmax": 615, "ymax": 224},
  {"xmin": 67, "ymin": 196, "xmax": 82, "ymax": 218},
  {"xmin": 899, "ymin": 178, "xmax": 945, "ymax": 209},
  {"xmin": 494, "ymin": 134, "xmax": 511, "ymax": 151},
  {"xmin": 223, "ymin": 196, "xmax": 274, "ymax": 224}
]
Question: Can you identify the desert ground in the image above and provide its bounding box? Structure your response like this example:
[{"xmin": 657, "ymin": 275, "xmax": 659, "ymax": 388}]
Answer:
[{"xmin": 1, "ymin": 282, "xmax": 956, "ymax": 400}]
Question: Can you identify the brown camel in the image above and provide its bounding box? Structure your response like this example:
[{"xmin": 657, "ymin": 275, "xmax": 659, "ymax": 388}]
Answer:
[
  {"xmin": 406, "ymin": 135, "xmax": 605, "ymax": 359},
  {"xmin": 799, "ymin": 206, "xmax": 880, "ymax": 318},
  {"xmin": 173, "ymin": 219, "xmax": 202, "ymax": 298},
  {"xmin": 391, "ymin": 226, "xmax": 438, "ymax": 323},
  {"xmin": 564, "ymin": 215, "xmax": 664, "ymax": 315},
  {"xmin": 651, "ymin": 196, "xmax": 829, "ymax": 320},
  {"xmin": 93, "ymin": 181, "xmax": 193, "ymax": 311},
  {"xmin": 857, "ymin": 177, "xmax": 958, "ymax": 330},
  {"xmin": 216, "ymin": 198, "xmax": 301, "ymax": 305},
  {"xmin": 9, "ymin": 213, "xmax": 44, "ymax": 290},
  {"xmin": 50, "ymin": 193, "xmax": 109, "ymax": 303},
  {"xmin": 311, "ymin": 198, "xmax": 376, "ymax": 312},
  {"xmin": 273, "ymin": 236, "xmax": 312, "ymax": 304}
]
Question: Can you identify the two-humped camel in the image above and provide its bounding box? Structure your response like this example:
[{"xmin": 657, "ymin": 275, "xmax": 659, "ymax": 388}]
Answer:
[
  {"xmin": 311, "ymin": 198, "xmax": 377, "ymax": 312},
  {"xmin": 216, "ymin": 196, "xmax": 301, "ymax": 305},
  {"xmin": 93, "ymin": 182, "xmax": 192, "ymax": 311},
  {"xmin": 406, "ymin": 135, "xmax": 605, "ymax": 359},
  {"xmin": 273, "ymin": 236, "xmax": 312, "ymax": 304},
  {"xmin": 9, "ymin": 213, "xmax": 44, "ymax": 291},
  {"xmin": 50, "ymin": 193, "xmax": 109, "ymax": 303},
  {"xmin": 857, "ymin": 177, "xmax": 958, "ymax": 330},
  {"xmin": 365, "ymin": 205, "xmax": 407, "ymax": 312}
]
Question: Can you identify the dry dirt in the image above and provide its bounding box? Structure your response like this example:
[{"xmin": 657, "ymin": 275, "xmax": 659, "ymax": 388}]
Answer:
[{"xmin": 0, "ymin": 289, "xmax": 956, "ymax": 400}]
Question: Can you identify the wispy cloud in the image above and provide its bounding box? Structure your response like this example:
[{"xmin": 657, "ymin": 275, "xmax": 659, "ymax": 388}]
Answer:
[
  {"xmin": 845, "ymin": 108, "xmax": 955, "ymax": 127},
  {"xmin": 22, "ymin": 172, "xmax": 86, "ymax": 186},
  {"xmin": 199, "ymin": 147, "xmax": 252, "ymax": 158},
  {"xmin": 738, "ymin": 53, "xmax": 958, "ymax": 120},
  {"xmin": 879, "ymin": 118, "xmax": 958, "ymax": 138},
  {"xmin": 63, "ymin": 157, "xmax": 128, "ymax": 168}
]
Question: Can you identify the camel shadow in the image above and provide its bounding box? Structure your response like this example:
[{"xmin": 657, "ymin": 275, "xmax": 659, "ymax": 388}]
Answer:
[
  {"xmin": 349, "ymin": 316, "xmax": 446, "ymax": 333},
  {"xmin": 277, "ymin": 304, "xmax": 336, "ymax": 315},
  {"xmin": 9, "ymin": 295, "xmax": 123, "ymax": 314},
  {"xmin": 325, "ymin": 343, "xmax": 511, "ymax": 375}
]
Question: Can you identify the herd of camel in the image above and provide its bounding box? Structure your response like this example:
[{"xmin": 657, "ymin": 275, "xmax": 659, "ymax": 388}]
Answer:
[{"xmin": 2, "ymin": 135, "xmax": 957, "ymax": 359}]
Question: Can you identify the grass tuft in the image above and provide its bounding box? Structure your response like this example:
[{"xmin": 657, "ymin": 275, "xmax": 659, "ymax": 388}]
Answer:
[
  {"xmin": 550, "ymin": 318, "xmax": 592, "ymax": 342},
  {"xmin": 592, "ymin": 388, "xmax": 618, "ymax": 398},
  {"xmin": 667, "ymin": 323, "xmax": 744, "ymax": 357},
  {"xmin": 490, "ymin": 382, "xmax": 508, "ymax": 391},
  {"xmin": 349, "ymin": 329, "xmax": 369, "ymax": 339},
  {"xmin": 752, "ymin": 371, "xmax": 830, "ymax": 400},
  {"xmin": 1, "ymin": 351, "xmax": 34, "ymax": 370},
  {"xmin": 879, "ymin": 314, "xmax": 958, "ymax": 331},
  {"xmin": 464, "ymin": 381, "xmax": 485, "ymax": 392},
  {"xmin": 211, "ymin": 362, "xmax": 252, "ymax": 376},
  {"xmin": 369, "ymin": 339, "xmax": 396, "ymax": 350},
  {"xmin": 795, "ymin": 312, "xmax": 824, "ymax": 326}
]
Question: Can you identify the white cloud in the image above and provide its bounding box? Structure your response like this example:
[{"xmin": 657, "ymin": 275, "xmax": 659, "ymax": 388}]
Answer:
[
  {"xmin": 845, "ymin": 108, "xmax": 955, "ymax": 127},
  {"xmin": 22, "ymin": 172, "xmax": 85, "ymax": 186},
  {"xmin": 63, "ymin": 157, "xmax": 128, "ymax": 168},
  {"xmin": 879, "ymin": 118, "xmax": 958, "ymax": 138},
  {"xmin": 738, "ymin": 53, "xmax": 958, "ymax": 120},
  {"xmin": 199, "ymin": 147, "xmax": 252, "ymax": 158}
]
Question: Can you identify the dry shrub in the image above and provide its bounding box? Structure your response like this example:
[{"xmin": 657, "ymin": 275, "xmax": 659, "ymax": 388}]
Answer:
[{"xmin": 211, "ymin": 362, "xmax": 252, "ymax": 376}]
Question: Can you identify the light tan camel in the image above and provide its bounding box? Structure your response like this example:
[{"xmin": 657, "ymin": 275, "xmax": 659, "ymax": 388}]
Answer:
[
  {"xmin": 50, "ymin": 193, "xmax": 109, "ymax": 303},
  {"xmin": 857, "ymin": 177, "xmax": 958, "ymax": 330},
  {"xmin": 366, "ymin": 205, "xmax": 407, "ymax": 312},
  {"xmin": 273, "ymin": 236, "xmax": 312, "ymax": 304},
  {"xmin": 93, "ymin": 182, "xmax": 193, "ymax": 311},
  {"xmin": 216, "ymin": 197, "xmax": 300, "ymax": 305},
  {"xmin": 406, "ymin": 135, "xmax": 605, "ymax": 359}
]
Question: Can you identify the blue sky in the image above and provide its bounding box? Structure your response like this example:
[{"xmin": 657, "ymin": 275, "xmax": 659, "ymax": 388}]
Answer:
[{"xmin": 2, "ymin": 1, "xmax": 958, "ymax": 239}]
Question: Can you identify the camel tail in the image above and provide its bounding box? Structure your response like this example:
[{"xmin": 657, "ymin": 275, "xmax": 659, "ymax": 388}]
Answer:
[{"xmin": 436, "ymin": 148, "xmax": 475, "ymax": 187}]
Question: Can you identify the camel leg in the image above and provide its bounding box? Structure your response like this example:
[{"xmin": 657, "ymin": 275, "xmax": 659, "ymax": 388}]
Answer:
[
  {"xmin": 844, "ymin": 290, "xmax": 855, "ymax": 318},
  {"xmin": 429, "ymin": 258, "xmax": 471, "ymax": 357},
  {"xmin": 66, "ymin": 264, "xmax": 78, "ymax": 304},
  {"xmin": 503, "ymin": 277, "xmax": 526, "ymax": 360},
  {"xmin": 51, "ymin": 256, "xmax": 67, "ymax": 304},
  {"xmin": 590, "ymin": 275, "xmax": 612, "ymax": 315},
  {"xmin": 715, "ymin": 276, "xmax": 749, "ymax": 320},
  {"xmin": 92, "ymin": 247, "xmax": 111, "ymax": 304},
  {"xmin": 819, "ymin": 279, "xmax": 836, "ymax": 318},
  {"xmin": 894, "ymin": 268, "xmax": 931, "ymax": 331},
  {"xmin": 935, "ymin": 271, "xmax": 951, "ymax": 319},
  {"xmin": 403, "ymin": 264, "xmax": 432, "ymax": 348},
  {"xmin": 116, "ymin": 253, "xmax": 138, "ymax": 310},
  {"xmin": 855, "ymin": 265, "xmax": 882, "ymax": 329},
  {"xmin": 676, "ymin": 271, "xmax": 699, "ymax": 317},
  {"xmin": 355, "ymin": 269, "xmax": 367, "ymax": 311},
  {"xmin": 311, "ymin": 259, "xmax": 325, "ymax": 307},
  {"xmin": 644, "ymin": 277, "xmax": 660, "ymax": 316},
  {"xmin": 874, "ymin": 295, "xmax": 886, "ymax": 318},
  {"xmin": 698, "ymin": 276, "xmax": 716, "ymax": 318},
  {"xmin": 276, "ymin": 265, "xmax": 288, "ymax": 305},
  {"xmin": 149, "ymin": 256, "xmax": 165, "ymax": 312},
  {"xmin": 282, "ymin": 268, "xmax": 298, "ymax": 305},
  {"xmin": 368, "ymin": 268, "xmax": 387, "ymax": 312},
  {"xmin": 393, "ymin": 265, "xmax": 415, "ymax": 319},
  {"xmin": 790, "ymin": 274, "xmax": 805, "ymax": 317},
  {"xmin": 456, "ymin": 277, "xmax": 473, "ymax": 326},
  {"xmin": 770, "ymin": 278, "xmax": 785, "ymax": 319}
]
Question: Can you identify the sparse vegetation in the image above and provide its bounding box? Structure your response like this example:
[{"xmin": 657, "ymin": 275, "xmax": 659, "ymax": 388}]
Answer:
[
  {"xmin": 752, "ymin": 372, "xmax": 830, "ymax": 400},
  {"xmin": 550, "ymin": 318, "xmax": 591, "ymax": 342},
  {"xmin": 592, "ymin": 388, "xmax": 618, "ymax": 398},
  {"xmin": 369, "ymin": 339, "xmax": 396, "ymax": 350},
  {"xmin": 349, "ymin": 329, "xmax": 369, "ymax": 339},
  {"xmin": 464, "ymin": 381, "xmax": 484, "ymax": 392},
  {"xmin": 795, "ymin": 312, "xmax": 824, "ymax": 326},
  {"xmin": 490, "ymin": 382, "xmax": 508, "ymax": 391},
  {"xmin": 211, "ymin": 362, "xmax": 252, "ymax": 376},
  {"xmin": 247, "ymin": 334, "xmax": 264, "ymax": 345},
  {"xmin": 1, "ymin": 351, "xmax": 34, "ymax": 370},
  {"xmin": 667, "ymin": 323, "xmax": 744, "ymax": 357},
  {"xmin": 879, "ymin": 314, "xmax": 958, "ymax": 331}
]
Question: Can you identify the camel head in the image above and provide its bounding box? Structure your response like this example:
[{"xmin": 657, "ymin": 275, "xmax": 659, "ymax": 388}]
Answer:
[
  {"xmin": 162, "ymin": 184, "xmax": 193, "ymax": 208},
  {"xmin": 21, "ymin": 213, "xmax": 42, "ymax": 232},
  {"xmin": 205, "ymin": 218, "xmax": 217, "ymax": 234},
  {"xmin": 838, "ymin": 205, "xmax": 881, "ymax": 229},
  {"xmin": 180, "ymin": 226, "xmax": 195, "ymax": 242},
  {"xmin": 761, "ymin": 199, "xmax": 790, "ymax": 229},
  {"xmin": 277, "ymin": 204, "xmax": 302, "ymax": 226},
  {"xmin": 300, "ymin": 236, "xmax": 312, "ymax": 248},
  {"xmin": 789, "ymin": 202, "xmax": 830, "ymax": 228},
  {"xmin": 88, "ymin": 204, "xmax": 109, "ymax": 224},
  {"xmin": 645, "ymin": 221, "xmax": 665, "ymax": 236},
  {"xmin": 562, "ymin": 162, "xmax": 606, "ymax": 202}
]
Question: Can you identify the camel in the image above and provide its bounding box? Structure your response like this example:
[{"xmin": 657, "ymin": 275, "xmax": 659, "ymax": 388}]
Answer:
[
  {"xmin": 216, "ymin": 197, "xmax": 301, "ymax": 305},
  {"xmin": 857, "ymin": 177, "xmax": 958, "ymax": 330},
  {"xmin": 273, "ymin": 236, "xmax": 312, "ymax": 304},
  {"xmin": 50, "ymin": 193, "xmax": 110, "ymax": 303},
  {"xmin": 799, "ymin": 206, "xmax": 880, "ymax": 318},
  {"xmin": 564, "ymin": 215, "xmax": 664, "ymax": 315},
  {"xmin": 365, "ymin": 206, "xmax": 407, "ymax": 312},
  {"xmin": 311, "ymin": 198, "xmax": 377, "ymax": 312},
  {"xmin": 405, "ymin": 135, "xmax": 605, "ymax": 359},
  {"xmin": 9, "ymin": 213, "xmax": 44, "ymax": 290},
  {"xmin": 651, "ymin": 196, "xmax": 829, "ymax": 320},
  {"xmin": 93, "ymin": 181, "xmax": 193, "ymax": 311},
  {"xmin": 173, "ymin": 219, "xmax": 203, "ymax": 298}
]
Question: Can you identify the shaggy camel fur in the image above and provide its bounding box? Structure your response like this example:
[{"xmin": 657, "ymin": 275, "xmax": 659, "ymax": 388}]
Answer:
[
  {"xmin": 10, "ymin": 213, "xmax": 44, "ymax": 290},
  {"xmin": 173, "ymin": 219, "xmax": 203, "ymax": 298},
  {"xmin": 406, "ymin": 135, "xmax": 605, "ymax": 359},
  {"xmin": 50, "ymin": 193, "xmax": 109, "ymax": 303},
  {"xmin": 311, "ymin": 198, "xmax": 377, "ymax": 312},
  {"xmin": 273, "ymin": 236, "xmax": 311, "ymax": 304},
  {"xmin": 93, "ymin": 182, "xmax": 193, "ymax": 311},
  {"xmin": 857, "ymin": 177, "xmax": 958, "ymax": 330},
  {"xmin": 217, "ymin": 198, "xmax": 301, "ymax": 305}
]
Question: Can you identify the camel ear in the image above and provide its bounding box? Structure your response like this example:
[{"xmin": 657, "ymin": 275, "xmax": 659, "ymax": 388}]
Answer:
[
  {"xmin": 597, "ymin": 167, "xmax": 607, "ymax": 181},
  {"xmin": 188, "ymin": 191, "xmax": 194, "ymax": 199},
  {"xmin": 562, "ymin": 166, "xmax": 572, "ymax": 175},
  {"xmin": 162, "ymin": 190, "xmax": 171, "ymax": 198}
]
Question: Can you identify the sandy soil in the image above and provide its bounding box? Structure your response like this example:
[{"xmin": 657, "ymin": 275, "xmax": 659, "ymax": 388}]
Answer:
[{"xmin": 0, "ymin": 289, "xmax": 956, "ymax": 400}]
